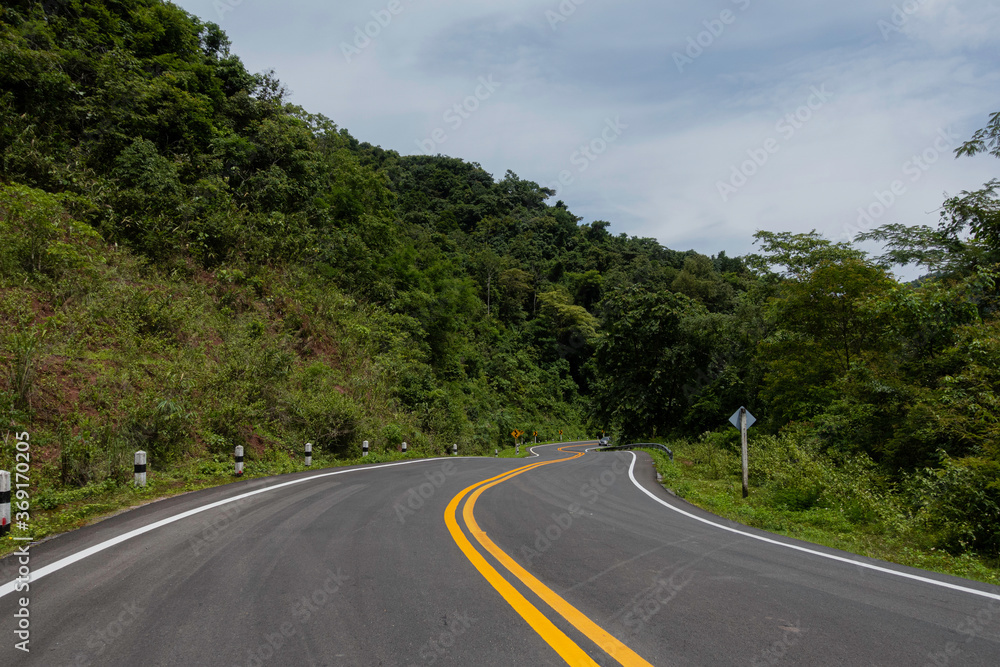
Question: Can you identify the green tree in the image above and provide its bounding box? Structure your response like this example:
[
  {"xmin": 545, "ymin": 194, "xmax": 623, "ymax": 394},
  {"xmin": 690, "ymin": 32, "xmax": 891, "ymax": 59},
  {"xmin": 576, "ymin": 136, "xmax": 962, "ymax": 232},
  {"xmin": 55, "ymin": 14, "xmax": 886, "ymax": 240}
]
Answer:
[
  {"xmin": 590, "ymin": 288, "xmax": 708, "ymax": 441},
  {"xmin": 754, "ymin": 234, "xmax": 896, "ymax": 427}
]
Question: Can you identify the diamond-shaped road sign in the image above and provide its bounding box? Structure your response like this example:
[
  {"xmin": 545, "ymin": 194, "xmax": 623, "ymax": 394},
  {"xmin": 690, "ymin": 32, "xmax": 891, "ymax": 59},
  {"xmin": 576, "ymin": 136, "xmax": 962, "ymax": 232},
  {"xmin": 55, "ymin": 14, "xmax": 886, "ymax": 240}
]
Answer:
[{"xmin": 729, "ymin": 407, "xmax": 756, "ymax": 429}]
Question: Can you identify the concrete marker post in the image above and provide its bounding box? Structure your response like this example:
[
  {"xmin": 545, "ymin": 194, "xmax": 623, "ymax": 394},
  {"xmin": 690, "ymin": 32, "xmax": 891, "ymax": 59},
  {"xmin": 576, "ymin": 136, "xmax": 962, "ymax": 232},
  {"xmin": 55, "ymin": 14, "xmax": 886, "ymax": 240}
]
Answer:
[
  {"xmin": 0, "ymin": 470, "xmax": 10, "ymax": 537},
  {"xmin": 235, "ymin": 445, "xmax": 244, "ymax": 476},
  {"xmin": 305, "ymin": 442, "xmax": 312, "ymax": 467},
  {"xmin": 134, "ymin": 451, "xmax": 147, "ymax": 487},
  {"xmin": 363, "ymin": 440, "xmax": 369, "ymax": 457}
]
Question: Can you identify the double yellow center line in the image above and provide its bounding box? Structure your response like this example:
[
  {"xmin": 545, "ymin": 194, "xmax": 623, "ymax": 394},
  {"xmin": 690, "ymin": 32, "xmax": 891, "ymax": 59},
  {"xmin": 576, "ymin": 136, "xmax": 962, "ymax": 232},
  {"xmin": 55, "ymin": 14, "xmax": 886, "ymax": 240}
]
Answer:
[{"xmin": 444, "ymin": 446, "xmax": 654, "ymax": 667}]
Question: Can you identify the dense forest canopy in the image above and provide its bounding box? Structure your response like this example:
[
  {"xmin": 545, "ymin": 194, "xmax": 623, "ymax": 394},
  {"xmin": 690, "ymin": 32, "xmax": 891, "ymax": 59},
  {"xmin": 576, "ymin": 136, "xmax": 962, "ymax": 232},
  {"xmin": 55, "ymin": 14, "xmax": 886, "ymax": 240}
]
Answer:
[{"xmin": 1, "ymin": 1, "xmax": 998, "ymax": 558}]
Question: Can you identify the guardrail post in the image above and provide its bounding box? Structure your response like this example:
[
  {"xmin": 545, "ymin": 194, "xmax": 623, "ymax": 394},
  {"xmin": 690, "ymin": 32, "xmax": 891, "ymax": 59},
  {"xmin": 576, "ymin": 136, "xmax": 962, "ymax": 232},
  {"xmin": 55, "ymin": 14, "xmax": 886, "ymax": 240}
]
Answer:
[
  {"xmin": 235, "ymin": 445, "xmax": 244, "ymax": 476},
  {"xmin": 401, "ymin": 441, "xmax": 407, "ymax": 453},
  {"xmin": 134, "ymin": 451, "xmax": 147, "ymax": 487},
  {"xmin": 305, "ymin": 442, "xmax": 312, "ymax": 467},
  {"xmin": 0, "ymin": 470, "xmax": 10, "ymax": 537},
  {"xmin": 363, "ymin": 440, "xmax": 369, "ymax": 457}
]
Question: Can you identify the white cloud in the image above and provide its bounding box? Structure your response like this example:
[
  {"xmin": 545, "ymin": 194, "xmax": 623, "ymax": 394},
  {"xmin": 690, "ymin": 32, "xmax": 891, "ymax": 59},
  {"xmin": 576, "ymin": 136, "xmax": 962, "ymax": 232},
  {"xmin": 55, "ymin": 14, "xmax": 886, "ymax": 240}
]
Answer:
[
  {"xmin": 174, "ymin": 0, "xmax": 999, "ymax": 261},
  {"xmin": 902, "ymin": 0, "xmax": 1000, "ymax": 50}
]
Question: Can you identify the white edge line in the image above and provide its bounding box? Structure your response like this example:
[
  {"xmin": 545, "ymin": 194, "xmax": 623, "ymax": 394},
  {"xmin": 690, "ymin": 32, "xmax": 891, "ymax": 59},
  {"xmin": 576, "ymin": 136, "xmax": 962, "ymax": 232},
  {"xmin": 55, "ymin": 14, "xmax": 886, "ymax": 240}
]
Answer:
[
  {"xmin": 623, "ymin": 451, "xmax": 1000, "ymax": 603},
  {"xmin": 0, "ymin": 457, "xmax": 475, "ymax": 599}
]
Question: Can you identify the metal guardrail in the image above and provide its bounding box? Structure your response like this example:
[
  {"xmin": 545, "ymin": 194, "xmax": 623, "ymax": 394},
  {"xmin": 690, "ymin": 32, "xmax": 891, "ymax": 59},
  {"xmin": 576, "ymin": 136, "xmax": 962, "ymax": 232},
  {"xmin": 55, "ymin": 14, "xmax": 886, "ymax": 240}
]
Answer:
[{"xmin": 596, "ymin": 442, "xmax": 673, "ymax": 461}]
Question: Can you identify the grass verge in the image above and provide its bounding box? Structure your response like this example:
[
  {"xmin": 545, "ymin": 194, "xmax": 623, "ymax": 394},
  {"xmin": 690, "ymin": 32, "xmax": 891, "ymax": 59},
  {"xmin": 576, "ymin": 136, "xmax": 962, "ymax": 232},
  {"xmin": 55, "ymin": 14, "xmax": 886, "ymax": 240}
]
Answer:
[
  {"xmin": 0, "ymin": 449, "xmax": 464, "ymax": 560},
  {"xmin": 638, "ymin": 444, "xmax": 1000, "ymax": 587},
  {"xmin": 497, "ymin": 443, "xmax": 535, "ymax": 458}
]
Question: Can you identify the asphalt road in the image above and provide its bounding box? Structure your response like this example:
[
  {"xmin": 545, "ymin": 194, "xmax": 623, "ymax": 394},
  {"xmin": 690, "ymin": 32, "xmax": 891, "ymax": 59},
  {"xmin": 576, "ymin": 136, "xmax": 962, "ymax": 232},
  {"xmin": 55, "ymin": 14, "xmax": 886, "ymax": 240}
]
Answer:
[{"xmin": 1, "ymin": 443, "xmax": 999, "ymax": 666}]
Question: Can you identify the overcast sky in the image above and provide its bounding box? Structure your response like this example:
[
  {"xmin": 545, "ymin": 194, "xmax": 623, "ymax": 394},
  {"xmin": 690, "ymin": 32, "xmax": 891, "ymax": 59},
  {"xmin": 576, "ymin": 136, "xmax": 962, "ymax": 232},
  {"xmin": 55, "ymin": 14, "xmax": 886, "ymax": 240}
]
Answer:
[{"xmin": 173, "ymin": 0, "xmax": 999, "ymax": 267}]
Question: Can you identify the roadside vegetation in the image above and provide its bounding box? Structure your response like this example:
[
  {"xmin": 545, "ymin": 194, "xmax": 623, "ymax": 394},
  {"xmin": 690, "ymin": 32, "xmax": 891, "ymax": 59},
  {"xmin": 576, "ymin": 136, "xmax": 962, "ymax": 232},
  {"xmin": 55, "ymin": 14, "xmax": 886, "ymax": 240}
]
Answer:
[
  {"xmin": 642, "ymin": 439, "xmax": 1000, "ymax": 586},
  {"xmin": 4, "ymin": 447, "xmax": 426, "ymax": 551},
  {"xmin": 1, "ymin": 0, "xmax": 998, "ymax": 574}
]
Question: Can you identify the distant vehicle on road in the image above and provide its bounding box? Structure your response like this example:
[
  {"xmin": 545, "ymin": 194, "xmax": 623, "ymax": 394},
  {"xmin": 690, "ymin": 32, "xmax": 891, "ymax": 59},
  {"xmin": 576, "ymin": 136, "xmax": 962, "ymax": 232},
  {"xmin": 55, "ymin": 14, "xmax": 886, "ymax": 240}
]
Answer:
[{"xmin": 599, "ymin": 436, "xmax": 611, "ymax": 446}]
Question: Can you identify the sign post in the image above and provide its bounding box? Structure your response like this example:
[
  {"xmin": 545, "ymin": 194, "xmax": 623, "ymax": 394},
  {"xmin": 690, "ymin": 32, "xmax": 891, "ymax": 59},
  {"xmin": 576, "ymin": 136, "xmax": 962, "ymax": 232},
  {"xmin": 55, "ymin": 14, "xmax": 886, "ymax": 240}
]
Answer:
[{"xmin": 729, "ymin": 407, "xmax": 756, "ymax": 499}]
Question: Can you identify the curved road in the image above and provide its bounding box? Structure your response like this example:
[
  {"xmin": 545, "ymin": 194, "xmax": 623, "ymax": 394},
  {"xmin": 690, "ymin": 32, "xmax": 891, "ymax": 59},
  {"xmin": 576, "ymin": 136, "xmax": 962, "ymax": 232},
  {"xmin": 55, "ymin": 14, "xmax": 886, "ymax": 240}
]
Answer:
[{"xmin": 2, "ymin": 443, "xmax": 999, "ymax": 665}]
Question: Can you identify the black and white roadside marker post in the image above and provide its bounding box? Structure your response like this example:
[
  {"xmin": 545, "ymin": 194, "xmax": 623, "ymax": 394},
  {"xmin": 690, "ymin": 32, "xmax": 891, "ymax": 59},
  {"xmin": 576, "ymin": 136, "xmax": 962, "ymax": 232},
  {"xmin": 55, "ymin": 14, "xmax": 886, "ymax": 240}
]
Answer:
[
  {"xmin": 516, "ymin": 444, "xmax": 519, "ymax": 455},
  {"xmin": 134, "ymin": 451, "xmax": 147, "ymax": 487},
  {"xmin": 452, "ymin": 443, "xmax": 457, "ymax": 456},
  {"xmin": 729, "ymin": 407, "xmax": 756, "ymax": 498},
  {"xmin": 235, "ymin": 446, "xmax": 244, "ymax": 476},
  {"xmin": 495, "ymin": 449, "xmax": 498, "ymax": 457},
  {"xmin": 305, "ymin": 442, "xmax": 312, "ymax": 467},
  {"xmin": 363, "ymin": 440, "xmax": 369, "ymax": 457},
  {"xmin": 401, "ymin": 441, "xmax": 407, "ymax": 454},
  {"xmin": 0, "ymin": 470, "xmax": 10, "ymax": 538}
]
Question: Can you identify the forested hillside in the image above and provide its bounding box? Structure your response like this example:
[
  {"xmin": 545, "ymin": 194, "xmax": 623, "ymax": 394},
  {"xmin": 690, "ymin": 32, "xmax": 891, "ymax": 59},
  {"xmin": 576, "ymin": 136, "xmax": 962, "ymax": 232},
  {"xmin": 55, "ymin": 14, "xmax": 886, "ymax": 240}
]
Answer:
[{"xmin": 1, "ymin": 0, "xmax": 998, "ymax": 564}]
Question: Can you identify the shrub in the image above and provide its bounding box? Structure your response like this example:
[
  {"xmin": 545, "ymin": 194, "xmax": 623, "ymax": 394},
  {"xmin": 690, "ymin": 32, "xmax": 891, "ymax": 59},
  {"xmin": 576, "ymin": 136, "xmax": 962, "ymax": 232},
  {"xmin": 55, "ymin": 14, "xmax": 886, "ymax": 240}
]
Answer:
[
  {"xmin": 906, "ymin": 456, "xmax": 1000, "ymax": 556},
  {"xmin": 6, "ymin": 328, "xmax": 43, "ymax": 410},
  {"xmin": 280, "ymin": 386, "xmax": 363, "ymax": 456},
  {"xmin": 0, "ymin": 184, "xmax": 100, "ymax": 280},
  {"xmin": 59, "ymin": 420, "xmax": 132, "ymax": 487},
  {"xmin": 122, "ymin": 399, "xmax": 195, "ymax": 467}
]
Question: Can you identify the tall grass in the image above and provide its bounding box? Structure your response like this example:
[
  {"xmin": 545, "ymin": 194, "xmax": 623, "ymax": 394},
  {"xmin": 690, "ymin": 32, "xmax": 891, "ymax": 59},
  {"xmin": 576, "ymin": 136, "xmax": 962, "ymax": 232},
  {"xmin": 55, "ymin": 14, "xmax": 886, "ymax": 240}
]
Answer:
[{"xmin": 644, "ymin": 431, "xmax": 999, "ymax": 584}]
